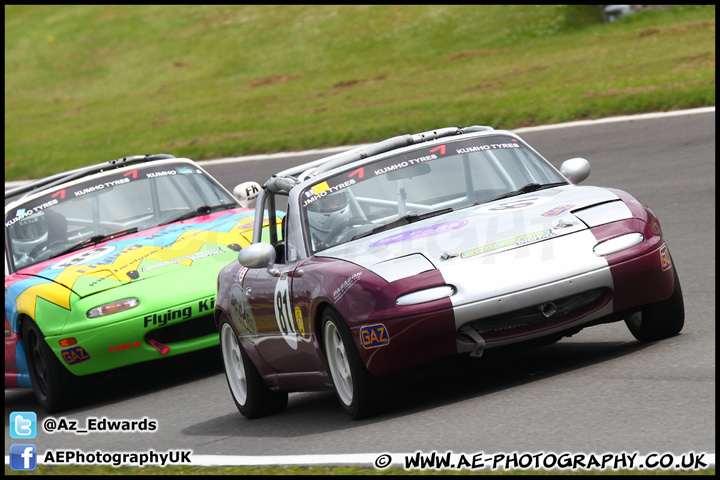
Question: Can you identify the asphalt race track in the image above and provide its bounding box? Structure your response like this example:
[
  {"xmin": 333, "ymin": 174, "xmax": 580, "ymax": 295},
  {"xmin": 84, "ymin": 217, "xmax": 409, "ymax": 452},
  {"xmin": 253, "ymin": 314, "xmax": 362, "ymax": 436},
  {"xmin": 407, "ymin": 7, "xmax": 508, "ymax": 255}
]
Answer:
[{"xmin": 4, "ymin": 109, "xmax": 715, "ymax": 469}]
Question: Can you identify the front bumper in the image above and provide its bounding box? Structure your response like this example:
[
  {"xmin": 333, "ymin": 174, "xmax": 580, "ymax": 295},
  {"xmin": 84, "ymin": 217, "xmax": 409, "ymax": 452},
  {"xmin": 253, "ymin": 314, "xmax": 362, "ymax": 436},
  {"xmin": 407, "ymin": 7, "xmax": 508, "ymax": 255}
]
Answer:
[
  {"xmin": 454, "ymin": 267, "xmax": 614, "ymax": 352},
  {"xmin": 44, "ymin": 296, "xmax": 219, "ymax": 376},
  {"xmin": 354, "ymin": 243, "xmax": 674, "ymax": 377}
]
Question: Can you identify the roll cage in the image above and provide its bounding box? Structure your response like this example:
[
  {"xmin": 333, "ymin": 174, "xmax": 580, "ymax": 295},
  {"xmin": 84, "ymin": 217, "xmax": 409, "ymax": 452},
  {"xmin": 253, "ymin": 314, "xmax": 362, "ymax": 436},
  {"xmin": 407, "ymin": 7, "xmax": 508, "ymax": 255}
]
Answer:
[
  {"xmin": 5, "ymin": 153, "xmax": 176, "ymax": 201},
  {"xmin": 249, "ymin": 125, "xmax": 496, "ymax": 246}
]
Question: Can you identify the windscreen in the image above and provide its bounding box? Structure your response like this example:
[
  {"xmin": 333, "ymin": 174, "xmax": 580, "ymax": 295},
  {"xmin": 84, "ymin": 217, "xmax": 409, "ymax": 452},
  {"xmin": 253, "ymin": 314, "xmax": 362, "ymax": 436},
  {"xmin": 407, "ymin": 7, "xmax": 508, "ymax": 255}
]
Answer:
[
  {"xmin": 5, "ymin": 163, "xmax": 237, "ymax": 271},
  {"xmin": 301, "ymin": 134, "xmax": 566, "ymax": 252}
]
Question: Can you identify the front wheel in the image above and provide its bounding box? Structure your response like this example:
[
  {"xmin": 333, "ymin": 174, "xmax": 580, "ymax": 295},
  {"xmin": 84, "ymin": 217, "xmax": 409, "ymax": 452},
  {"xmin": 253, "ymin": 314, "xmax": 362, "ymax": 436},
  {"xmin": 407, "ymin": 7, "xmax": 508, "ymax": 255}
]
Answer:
[
  {"xmin": 219, "ymin": 317, "xmax": 287, "ymax": 419},
  {"xmin": 625, "ymin": 264, "xmax": 685, "ymax": 342},
  {"xmin": 22, "ymin": 320, "xmax": 82, "ymax": 412},
  {"xmin": 322, "ymin": 308, "xmax": 385, "ymax": 420}
]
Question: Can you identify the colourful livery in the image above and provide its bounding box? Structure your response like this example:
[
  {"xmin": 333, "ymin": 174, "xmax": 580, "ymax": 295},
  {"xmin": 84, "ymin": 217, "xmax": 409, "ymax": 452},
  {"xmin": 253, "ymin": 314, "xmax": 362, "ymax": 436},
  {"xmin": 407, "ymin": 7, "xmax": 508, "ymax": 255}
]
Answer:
[{"xmin": 5, "ymin": 154, "xmax": 271, "ymax": 412}]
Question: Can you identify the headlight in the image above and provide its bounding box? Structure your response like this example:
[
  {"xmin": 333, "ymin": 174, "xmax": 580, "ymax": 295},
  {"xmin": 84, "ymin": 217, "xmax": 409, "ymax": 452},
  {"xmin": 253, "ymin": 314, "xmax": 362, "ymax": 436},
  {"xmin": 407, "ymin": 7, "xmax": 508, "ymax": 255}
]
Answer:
[
  {"xmin": 396, "ymin": 285, "xmax": 455, "ymax": 306},
  {"xmin": 593, "ymin": 233, "xmax": 644, "ymax": 256},
  {"xmin": 87, "ymin": 298, "xmax": 140, "ymax": 318}
]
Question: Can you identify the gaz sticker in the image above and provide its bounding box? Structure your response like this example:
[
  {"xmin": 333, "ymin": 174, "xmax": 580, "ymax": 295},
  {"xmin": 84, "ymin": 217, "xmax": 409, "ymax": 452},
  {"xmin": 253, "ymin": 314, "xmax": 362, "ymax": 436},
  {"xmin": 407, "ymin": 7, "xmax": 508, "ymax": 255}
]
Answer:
[
  {"xmin": 61, "ymin": 346, "xmax": 90, "ymax": 365},
  {"xmin": 659, "ymin": 244, "xmax": 672, "ymax": 271},
  {"xmin": 360, "ymin": 324, "xmax": 389, "ymax": 349}
]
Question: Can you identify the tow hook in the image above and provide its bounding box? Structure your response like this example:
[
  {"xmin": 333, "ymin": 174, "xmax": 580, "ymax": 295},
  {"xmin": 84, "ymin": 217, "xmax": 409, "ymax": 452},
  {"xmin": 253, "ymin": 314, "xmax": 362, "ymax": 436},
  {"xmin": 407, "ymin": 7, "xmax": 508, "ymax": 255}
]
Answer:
[
  {"xmin": 147, "ymin": 338, "xmax": 170, "ymax": 355},
  {"xmin": 460, "ymin": 325, "xmax": 486, "ymax": 358}
]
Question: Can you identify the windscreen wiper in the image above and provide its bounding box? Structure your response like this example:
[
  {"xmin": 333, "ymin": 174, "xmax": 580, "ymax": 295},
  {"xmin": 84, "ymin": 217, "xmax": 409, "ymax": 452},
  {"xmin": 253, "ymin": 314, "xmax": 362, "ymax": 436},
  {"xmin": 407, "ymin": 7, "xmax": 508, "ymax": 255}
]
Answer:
[
  {"xmin": 160, "ymin": 203, "xmax": 237, "ymax": 225},
  {"xmin": 352, "ymin": 208, "xmax": 453, "ymax": 241},
  {"xmin": 55, "ymin": 227, "xmax": 139, "ymax": 257},
  {"xmin": 474, "ymin": 182, "xmax": 567, "ymax": 206}
]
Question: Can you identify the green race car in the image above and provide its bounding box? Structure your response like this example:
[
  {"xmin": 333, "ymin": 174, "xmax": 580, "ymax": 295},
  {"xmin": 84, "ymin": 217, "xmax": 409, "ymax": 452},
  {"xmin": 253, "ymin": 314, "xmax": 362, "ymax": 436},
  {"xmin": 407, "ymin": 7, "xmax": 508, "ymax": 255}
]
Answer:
[{"xmin": 5, "ymin": 154, "xmax": 273, "ymax": 412}]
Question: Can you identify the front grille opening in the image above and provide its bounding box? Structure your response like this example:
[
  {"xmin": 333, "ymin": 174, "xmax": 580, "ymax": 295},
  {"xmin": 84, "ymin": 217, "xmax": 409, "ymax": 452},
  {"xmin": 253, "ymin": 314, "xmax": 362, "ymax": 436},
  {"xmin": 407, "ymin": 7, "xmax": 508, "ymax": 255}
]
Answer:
[
  {"xmin": 146, "ymin": 314, "xmax": 217, "ymax": 344},
  {"xmin": 466, "ymin": 288, "xmax": 609, "ymax": 336}
]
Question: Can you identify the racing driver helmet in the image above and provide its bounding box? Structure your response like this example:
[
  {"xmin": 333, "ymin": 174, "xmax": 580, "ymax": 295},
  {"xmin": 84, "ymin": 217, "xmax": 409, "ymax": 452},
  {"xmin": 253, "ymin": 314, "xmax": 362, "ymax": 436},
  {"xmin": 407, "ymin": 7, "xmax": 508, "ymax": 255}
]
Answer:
[
  {"xmin": 307, "ymin": 189, "xmax": 351, "ymax": 245},
  {"xmin": 9, "ymin": 211, "xmax": 49, "ymax": 257}
]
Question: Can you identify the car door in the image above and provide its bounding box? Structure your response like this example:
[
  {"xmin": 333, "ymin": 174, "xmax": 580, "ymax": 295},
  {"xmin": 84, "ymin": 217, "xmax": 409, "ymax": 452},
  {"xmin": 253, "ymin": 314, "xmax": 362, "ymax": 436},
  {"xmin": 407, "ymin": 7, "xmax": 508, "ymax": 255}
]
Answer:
[{"xmin": 242, "ymin": 206, "xmax": 321, "ymax": 373}]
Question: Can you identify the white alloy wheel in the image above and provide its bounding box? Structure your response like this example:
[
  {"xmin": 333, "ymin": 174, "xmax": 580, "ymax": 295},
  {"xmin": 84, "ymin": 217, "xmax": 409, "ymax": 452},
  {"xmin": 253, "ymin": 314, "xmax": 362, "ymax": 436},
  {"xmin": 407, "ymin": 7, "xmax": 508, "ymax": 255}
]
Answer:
[
  {"xmin": 221, "ymin": 322, "xmax": 247, "ymax": 406},
  {"xmin": 324, "ymin": 319, "xmax": 354, "ymax": 407}
]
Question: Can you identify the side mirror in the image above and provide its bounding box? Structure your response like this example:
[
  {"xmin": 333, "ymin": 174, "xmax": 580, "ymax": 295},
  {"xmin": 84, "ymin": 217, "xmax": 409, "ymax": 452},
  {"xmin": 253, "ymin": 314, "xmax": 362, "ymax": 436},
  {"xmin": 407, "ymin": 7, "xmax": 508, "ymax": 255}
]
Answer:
[
  {"xmin": 560, "ymin": 158, "xmax": 591, "ymax": 184},
  {"xmin": 233, "ymin": 181, "xmax": 261, "ymax": 208},
  {"xmin": 237, "ymin": 242, "xmax": 276, "ymax": 269}
]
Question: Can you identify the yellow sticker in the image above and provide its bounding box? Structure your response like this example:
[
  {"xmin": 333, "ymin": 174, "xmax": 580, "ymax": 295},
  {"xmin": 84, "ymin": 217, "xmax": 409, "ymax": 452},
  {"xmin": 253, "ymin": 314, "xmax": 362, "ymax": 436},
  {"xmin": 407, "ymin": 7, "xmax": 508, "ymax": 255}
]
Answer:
[
  {"xmin": 311, "ymin": 181, "xmax": 330, "ymax": 195},
  {"xmin": 294, "ymin": 307, "xmax": 305, "ymax": 338}
]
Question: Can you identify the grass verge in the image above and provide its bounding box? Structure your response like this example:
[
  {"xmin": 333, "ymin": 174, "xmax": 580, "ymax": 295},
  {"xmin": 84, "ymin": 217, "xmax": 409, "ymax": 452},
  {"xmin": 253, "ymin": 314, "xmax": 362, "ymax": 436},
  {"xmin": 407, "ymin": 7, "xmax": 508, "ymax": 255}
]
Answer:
[{"xmin": 4, "ymin": 5, "xmax": 715, "ymax": 180}]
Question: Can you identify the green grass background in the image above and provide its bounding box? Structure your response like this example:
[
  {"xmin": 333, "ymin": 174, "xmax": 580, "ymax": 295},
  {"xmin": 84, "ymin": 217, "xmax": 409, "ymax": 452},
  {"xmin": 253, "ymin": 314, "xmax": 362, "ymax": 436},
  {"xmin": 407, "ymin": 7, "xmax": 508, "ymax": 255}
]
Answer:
[
  {"xmin": 4, "ymin": 5, "xmax": 715, "ymax": 181},
  {"xmin": 4, "ymin": 5, "xmax": 715, "ymax": 475}
]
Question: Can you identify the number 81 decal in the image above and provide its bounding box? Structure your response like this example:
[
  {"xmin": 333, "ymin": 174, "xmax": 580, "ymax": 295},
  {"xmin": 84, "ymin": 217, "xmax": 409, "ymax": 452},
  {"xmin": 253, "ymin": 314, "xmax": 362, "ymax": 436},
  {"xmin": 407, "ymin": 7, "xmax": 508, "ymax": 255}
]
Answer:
[{"xmin": 274, "ymin": 276, "xmax": 298, "ymax": 350}]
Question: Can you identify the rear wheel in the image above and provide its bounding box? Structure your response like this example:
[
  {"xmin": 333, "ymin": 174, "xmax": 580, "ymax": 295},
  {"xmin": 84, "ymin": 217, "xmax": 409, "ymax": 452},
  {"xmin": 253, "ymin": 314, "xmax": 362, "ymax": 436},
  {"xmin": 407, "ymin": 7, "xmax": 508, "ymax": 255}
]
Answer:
[
  {"xmin": 625, "ymin": 265, "xmax": 685, "ymax": 342},
  {"xmin": 219, "ymin": 317, "xmax": 287, "ymax": 418},
  {"xmin": 322, "ymin": 308, "xmax": 385, "ymax": 420},
  {"xmin": 22, "ymin": 320, "xmax": 82, "ymax": 412}
]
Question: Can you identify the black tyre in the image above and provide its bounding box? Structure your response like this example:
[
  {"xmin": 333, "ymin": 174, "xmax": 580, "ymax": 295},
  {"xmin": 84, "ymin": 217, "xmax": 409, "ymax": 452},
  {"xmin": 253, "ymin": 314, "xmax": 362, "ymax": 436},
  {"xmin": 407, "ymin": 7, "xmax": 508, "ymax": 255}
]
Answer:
[
  {"xmin": 322, "ymin": 308, "xmax": 385, "ymax": 420},
  {"xmin": 22, "ymin": 319, "xmax": 82, "ymax": 412},
  {"xmin": 219, "ymin": 316, "xmax": 287, "ymax": 419},
  {"xmin": 625, "ymin": 263, "xmax": 685, "ymax": 342}
]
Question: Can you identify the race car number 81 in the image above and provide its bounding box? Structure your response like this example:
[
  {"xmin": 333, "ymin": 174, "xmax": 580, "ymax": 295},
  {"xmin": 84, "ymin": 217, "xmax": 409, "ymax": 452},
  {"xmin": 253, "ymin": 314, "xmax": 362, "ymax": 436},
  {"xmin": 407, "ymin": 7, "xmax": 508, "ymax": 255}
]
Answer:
[{"xmin": 274, "ymin": 276, "xmax": 298, "ymax": 350}]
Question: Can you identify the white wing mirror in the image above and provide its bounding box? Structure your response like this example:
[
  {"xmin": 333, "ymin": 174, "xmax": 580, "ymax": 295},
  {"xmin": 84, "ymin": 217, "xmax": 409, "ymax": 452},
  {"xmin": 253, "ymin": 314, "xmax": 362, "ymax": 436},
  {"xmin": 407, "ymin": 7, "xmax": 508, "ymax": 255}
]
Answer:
[
  {"xmin": 560, "ymin": 158, "xmax": 591, "ymax": 185},
  {"xmin": 233, "ymin": 181, "xmax": 261, "ymax": 208},
  {"xmin": 237, "ymin": 242, "xmax": 276, "ymax": 269}
]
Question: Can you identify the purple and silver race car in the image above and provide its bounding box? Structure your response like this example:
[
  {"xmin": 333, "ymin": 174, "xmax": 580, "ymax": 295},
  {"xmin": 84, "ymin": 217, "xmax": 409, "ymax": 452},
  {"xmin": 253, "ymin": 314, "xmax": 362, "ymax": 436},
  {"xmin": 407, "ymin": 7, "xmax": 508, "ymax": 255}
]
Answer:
[{"xmin": 214, "ymin": 125, "xmax": 684, "ymax": 419}]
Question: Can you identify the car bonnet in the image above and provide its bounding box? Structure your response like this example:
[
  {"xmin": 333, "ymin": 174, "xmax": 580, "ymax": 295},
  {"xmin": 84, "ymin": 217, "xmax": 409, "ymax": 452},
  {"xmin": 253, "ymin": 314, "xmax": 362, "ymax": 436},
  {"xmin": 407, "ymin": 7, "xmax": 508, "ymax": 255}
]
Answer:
[
  {"xmin": 316, "ymin": 185, "xmax": 631, "ymax": 283},
  {"xmin": 10, "ymin": 210, "xmax": 256, "ymax": 299}
]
